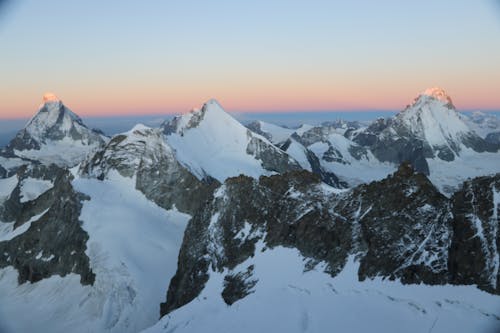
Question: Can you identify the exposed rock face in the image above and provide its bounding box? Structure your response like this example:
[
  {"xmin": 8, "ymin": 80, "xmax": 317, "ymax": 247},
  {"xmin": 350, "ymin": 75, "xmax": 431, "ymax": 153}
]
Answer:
[
  {"xmin": 281, "ymin": 138, "xmax": 346, "ymax": 188},
  {"xmin": 245, "ymin": 121, "xmax": 272, "ymax": 142},
  {"xmin": 0, "ymin": 164, "xmax": 94, "ymax": 285},
  {"xmin": 246, "ymin": 134, "xmax": 302, "ymax": 174},
  {"xmin": 352, "ymin": 121, "xmax": 432, "ymax": 174},
  {"xmin": 485, "ymin": 131, "xmax": 500, "ymax": 146},
  {"xmin": 79, "ymin": 125, "xmax": 218, "ymax": 215},
  {"xmin": 161, "ymin": 163, "xmax": 500, "ymax": 317},
  {"xmin": 449, "ymin": 174, "xmax": 500, "ymax": 293},
  {"xmin": 161, "ymin": 170, "xmax": 351, "ymax": 315},
  {"xmin": 341, "ymin": 162, "xmax": 453, "ymax": 284}
]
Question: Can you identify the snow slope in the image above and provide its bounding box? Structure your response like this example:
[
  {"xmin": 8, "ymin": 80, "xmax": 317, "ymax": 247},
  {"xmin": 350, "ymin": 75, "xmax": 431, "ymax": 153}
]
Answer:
[
  {"xmin": 0, "ymin": 175, "xmax": 17, "ymax": 203},
  {"xmin": 427, "ymin": 148, "xmax": 500, "ymax": 195},
  {"xmin": 14, "ymin": 137, "xmax": 103, "ymax": 167},
  {"xmin": 145, "ymin": 244, "xmax": 500, "ymax": 333},
  {"xmin": 257, "ymin": 121, "xmax": 295, "ymax": 144},
  {"xmin": 19, "ymin": 177, "xmax": 53, "ymax": 203},
  {"xmin": 0, "ymin": 172, "xmax": 190, "ymax": 333},
  {"xmin": 307, "ymin": 133, "xmax": 395, "ymax": 185},
  {"xmin": 462, "ymin": 111, "xmax": 500, "ymax": 138},
  {"xmin": 164, "ymin": 99, "xmax": 297, "ymax": 182}
]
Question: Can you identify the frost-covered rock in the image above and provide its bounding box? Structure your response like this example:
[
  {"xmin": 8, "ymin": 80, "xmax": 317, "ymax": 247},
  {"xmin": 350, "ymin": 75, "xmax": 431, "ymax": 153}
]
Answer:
[{"xmin": 0, "ymin": 164, "xmax": 94, "ymax": 285}]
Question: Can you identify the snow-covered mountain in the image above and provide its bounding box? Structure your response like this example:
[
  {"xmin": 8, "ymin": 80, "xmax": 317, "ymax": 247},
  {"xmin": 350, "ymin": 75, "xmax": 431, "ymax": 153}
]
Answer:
[
  {"xmin": 79, "ymin": 124, "xmax": 216, "ymax": 214},
  {"xmin": 255, "ymin": 87, "xmax": 500, "ymax": 192},
  {"xmin": 0, "ymin": 91, "xmax": 499, "ymax": 333},
  {"xmin": 162, "ymin": 99, "xmax": 302, "ymax": 182},
  {"xmin": 4, "ymin": 93, "xmax": 107, "ymax": 167},
  {"xmin": 351, "ymin": 88, "xmax": 497, "ymax": 170},
  {"xmin": 151, "ymin": 164, "xmax": 500, "ymax": 333}
]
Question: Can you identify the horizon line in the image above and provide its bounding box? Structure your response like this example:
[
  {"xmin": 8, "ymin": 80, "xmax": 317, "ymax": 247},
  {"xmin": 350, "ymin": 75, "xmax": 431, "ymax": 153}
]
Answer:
[{"xmin": 1, "ymin": 108, "xmax": 500, "ymax": 121}]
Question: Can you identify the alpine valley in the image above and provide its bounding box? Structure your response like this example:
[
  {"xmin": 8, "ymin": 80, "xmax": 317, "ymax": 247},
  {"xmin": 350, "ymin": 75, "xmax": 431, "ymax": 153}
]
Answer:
[{"xmin": 0, "ymin": 89, "xmax": 499, "ymax": 333}]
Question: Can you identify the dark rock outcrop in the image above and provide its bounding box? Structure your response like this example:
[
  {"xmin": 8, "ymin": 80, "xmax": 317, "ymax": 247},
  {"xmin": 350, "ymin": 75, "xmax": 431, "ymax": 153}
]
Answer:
[
  {"xmin": 162, "ymin": 170, "xmax": 351, "ymax": 315},
  {"xmin": 485, "ymin": 131, "xmax": 500, "ymax": 146},
  {"xmin": 246, "ymin": 134, "xmax": 302, "ymax": 175},
  {"xmin": 161, "ymin": 163, "xmax": 500, "ymax": 317},
  {"xmin": 449, "ymin": 174, "xmax": 500, "ymax": 293},
  {"xmin": 0, "ymin": 164, "xmax": 94, "ymax": 285}
]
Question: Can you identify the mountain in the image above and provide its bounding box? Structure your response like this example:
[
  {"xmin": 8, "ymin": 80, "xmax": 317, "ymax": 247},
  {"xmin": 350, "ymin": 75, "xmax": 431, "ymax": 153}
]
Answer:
[
  {"xmin": 79, "ymin": 124, "xmax": 216, "ymax": 214},
  {"xmin": 162, "ymin": 99, "xmax": 302, "ymax": 182},
  {"xmin": 0, "ymin": 92, "xmax": 499, "ymax": 333},
  {"xmin": 4, "ymin": 93, "xmax": 107, "ymax": 167},
  {"xmin": 0, "ymin": 152, "xmax": 192, "ymax": 333},
  {"xmin": 151, "ymin": 163, "xmax": 500, "ymax": 333},
  {"xmin": 263, "ymin": 87, "xmax": 500, "ymax": 193},
  {"xmin": 352, "ymin": 87, "xmax": 497, "ymax": 173}
]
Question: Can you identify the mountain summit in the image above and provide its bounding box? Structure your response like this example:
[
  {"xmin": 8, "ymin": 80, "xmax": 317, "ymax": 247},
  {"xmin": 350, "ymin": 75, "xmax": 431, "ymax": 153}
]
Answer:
[
  {"xmin": 5, "ymin": 94, "xmax": 107, "ymax": 166},
  {"xmin": 349, "ymin": 87, "xmax": 498, "ymax": 176},
  {"xmin": 162, "ymin": 99, "xmax": 302, "ymax": 182},
  {"xmin": 420, "ymin": 87, "xmax": 454, "ymax": 106},
  {"xmin": 396, "ymin": 87, "xmax": 495, "ymax": 161}
]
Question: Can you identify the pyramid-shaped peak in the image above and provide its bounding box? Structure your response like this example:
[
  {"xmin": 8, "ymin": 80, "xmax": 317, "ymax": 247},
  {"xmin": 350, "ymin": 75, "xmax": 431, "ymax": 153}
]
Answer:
[{"xmin": 199, "ymin": 98, "xmax": 225, "ymax": 114}]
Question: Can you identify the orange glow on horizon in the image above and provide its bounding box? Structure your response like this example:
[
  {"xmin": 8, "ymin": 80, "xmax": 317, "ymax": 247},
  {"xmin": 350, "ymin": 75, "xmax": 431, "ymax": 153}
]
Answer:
[{"xmin": 1, "ymin": 83, "xmax": 500, "ymax": 120}]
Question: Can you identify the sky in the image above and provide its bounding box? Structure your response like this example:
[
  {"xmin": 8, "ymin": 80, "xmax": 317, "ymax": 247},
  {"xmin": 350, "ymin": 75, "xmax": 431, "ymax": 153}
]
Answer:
[{"xmin": 1, "ymin": 0, "xmax": 500, "ymax": 118}]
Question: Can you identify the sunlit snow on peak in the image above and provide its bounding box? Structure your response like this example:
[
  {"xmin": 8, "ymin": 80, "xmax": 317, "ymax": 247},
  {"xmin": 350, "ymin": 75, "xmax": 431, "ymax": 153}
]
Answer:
[
  {"xmin": 420, "ymin": 87, "xmax": 453, "ymax": 105},
  {"xmin": 42, "ymin": 92, "xmax": 60, "ymax": 104}
]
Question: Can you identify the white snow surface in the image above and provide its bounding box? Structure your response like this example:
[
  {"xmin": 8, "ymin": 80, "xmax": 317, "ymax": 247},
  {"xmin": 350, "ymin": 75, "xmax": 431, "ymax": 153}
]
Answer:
[
  {"xmin": 0, "ymin": 209, "xmax": 48, "ymax": 242},
  {"xmin": 308, "ymin": 134, "xmax": 395, "ymax": 186},
  {"xmin": 0, "ymin": 172, "xmax": 190, "ymax": 333},
  {"xmin": 19, "ymin": 177, "xmax": 53, "ymax": 203},
  {"xmin": 295, "ymin": 124, "xmax": 314, "ymax": 135},
  {"xmin": 427, "ymin": 148, "xmax": 500, "ymax": 195},
  {"xmin": 145, "ymin": 244, "xmax": 500, "ymax": 333},
  {"xmin": 14, "ymin": 137, "xmax": 103, "ymax": 167},
  {"xmin": 0, "ymin": 175, "xmax": 17, "ymax": 202},
  {"xmin": 165, "ymin": 100, "xmax": 279, "ymax": 182},
  {"xmin": 285, "ymin": 139, "xmax": 312, "ymax": 171},
  {"xmin": 461, "ymin": 111, "xmax": 500, "ymax": 138},
  {"xmin": 257, "ymin": 121, "xmax": 294, "ymax": 144},
  {"xmin": 0, "ymin": 156, "xmax": 27, "ymax": 171}
]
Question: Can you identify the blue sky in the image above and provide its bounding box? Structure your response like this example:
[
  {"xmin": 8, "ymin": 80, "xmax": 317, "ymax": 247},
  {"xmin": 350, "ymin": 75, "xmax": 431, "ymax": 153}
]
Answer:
[{"xmin": 1, "ymin": 1, "xmax": 500, "ymax": 117}]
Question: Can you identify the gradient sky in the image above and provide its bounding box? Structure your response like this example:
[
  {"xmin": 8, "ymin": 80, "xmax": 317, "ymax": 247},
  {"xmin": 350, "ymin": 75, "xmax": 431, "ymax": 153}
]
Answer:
[{"xmin": 1, "ymin": 0, "xmax": 500, "ymax": 118}]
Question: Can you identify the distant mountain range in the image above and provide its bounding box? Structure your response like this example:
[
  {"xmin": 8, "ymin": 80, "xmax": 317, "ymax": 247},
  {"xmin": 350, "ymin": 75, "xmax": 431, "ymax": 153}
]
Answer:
[{"xmin": 0, "ymin": 89, "xmax": 499, "ymax": 333}]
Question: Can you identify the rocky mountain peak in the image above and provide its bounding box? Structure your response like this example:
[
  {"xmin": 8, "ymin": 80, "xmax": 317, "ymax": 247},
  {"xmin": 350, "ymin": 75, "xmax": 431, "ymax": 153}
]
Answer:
[
  {"xmin": 5, "ymin": 94, "xmax": 107, "ymax": 167},
  {"xmin": 420, "ymin": 87, "xmax": 454, "ymax": 106},
  {"xmin": 42, "ymin": 92, "xmax": 61, "ymax": 103}
]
